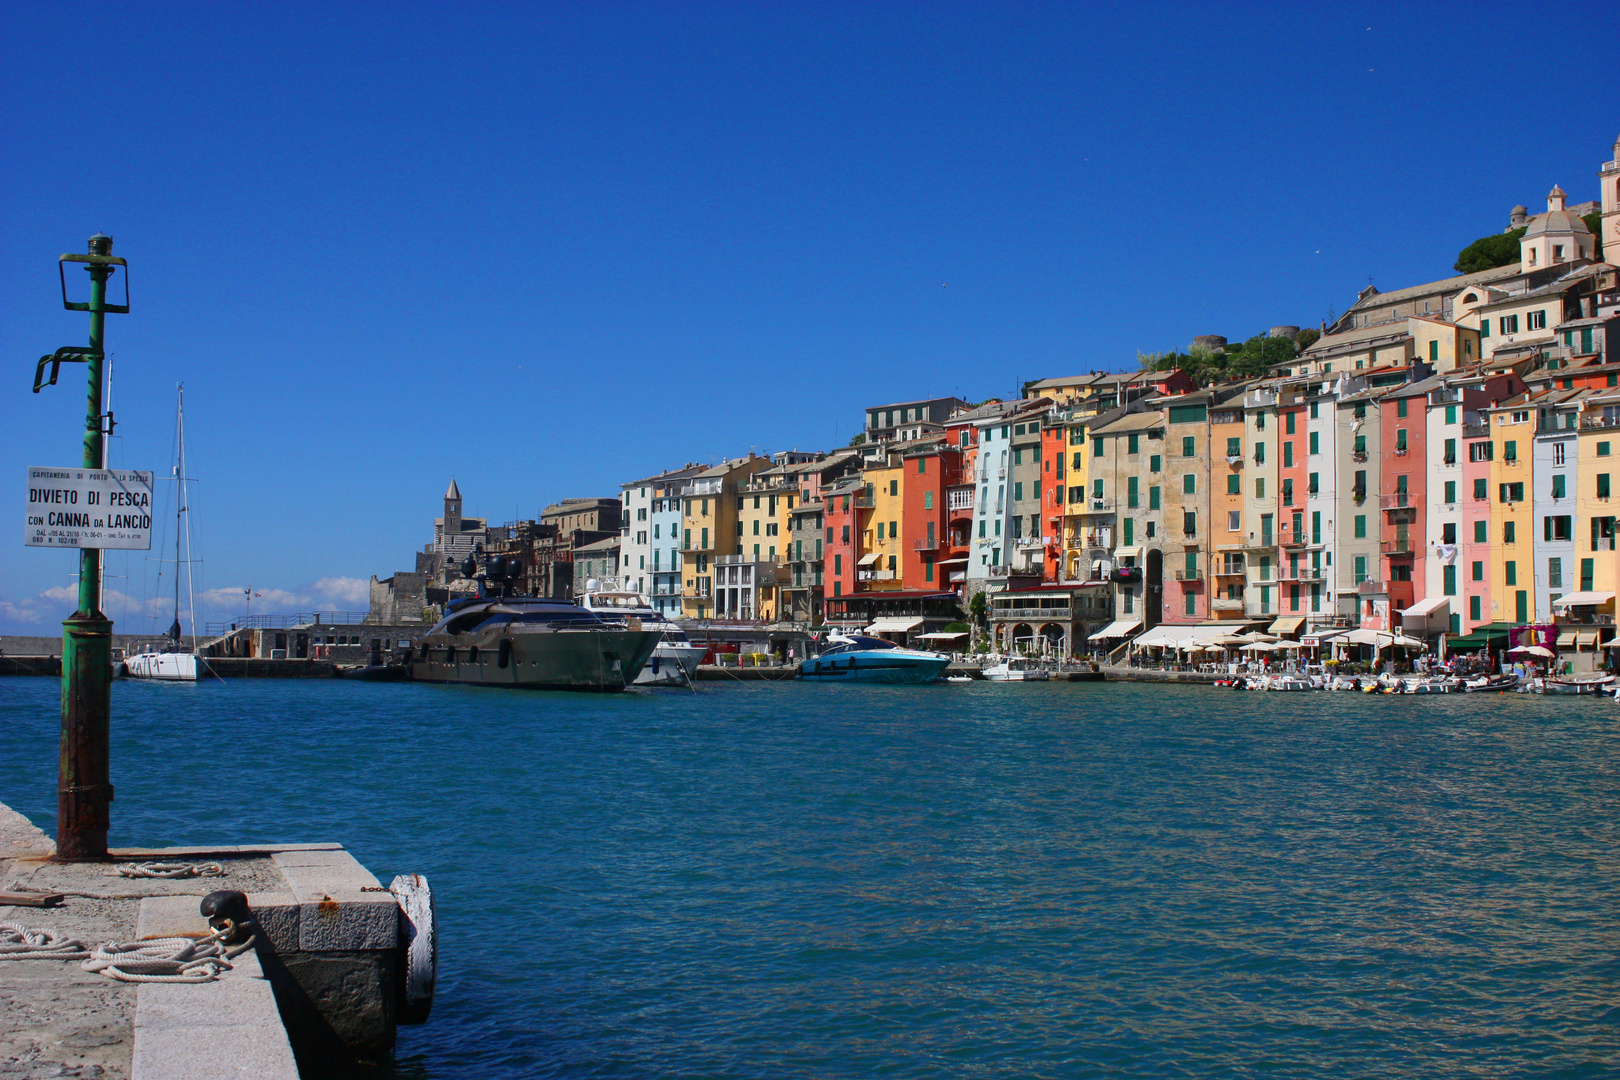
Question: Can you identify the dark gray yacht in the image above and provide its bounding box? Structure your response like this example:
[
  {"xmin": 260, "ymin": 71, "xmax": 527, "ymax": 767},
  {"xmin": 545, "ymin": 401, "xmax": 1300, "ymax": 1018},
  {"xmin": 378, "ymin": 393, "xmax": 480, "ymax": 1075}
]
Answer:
[{"xmin": 409, "ymin": 554, "xmax": 662, "ymax": 691}]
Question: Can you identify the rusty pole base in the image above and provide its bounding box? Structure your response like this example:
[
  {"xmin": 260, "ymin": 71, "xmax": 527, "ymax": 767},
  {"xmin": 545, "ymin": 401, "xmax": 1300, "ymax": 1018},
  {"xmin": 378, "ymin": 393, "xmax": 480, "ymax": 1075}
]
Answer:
[{"xmin": 55, "ymin": 613, "xmax": 114, "ymax": 862}]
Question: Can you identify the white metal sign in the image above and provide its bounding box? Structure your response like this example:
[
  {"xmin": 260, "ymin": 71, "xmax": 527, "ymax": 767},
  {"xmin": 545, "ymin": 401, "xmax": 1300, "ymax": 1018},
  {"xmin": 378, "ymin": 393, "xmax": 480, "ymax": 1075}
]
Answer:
[{"xmin": 25, "ymin": 466, "xmax": 155, "ymax": 550}]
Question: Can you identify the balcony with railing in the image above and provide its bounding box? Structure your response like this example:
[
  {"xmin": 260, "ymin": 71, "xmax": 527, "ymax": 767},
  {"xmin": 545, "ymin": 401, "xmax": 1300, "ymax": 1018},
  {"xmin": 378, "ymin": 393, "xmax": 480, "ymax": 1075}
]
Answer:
[
  {"xmin": 1351, "ymin": 449, "xmax": 1368, "ymax": 463},
  {"xmin": 1379, "ymin": 492, "xmax": 1414, "ymax": 511},
  {"xmin": 857, "ymin": 569, "xmax": 897, "ymax": 582},
  {"xmin": 1243, "ymin": 535, "xmax": 1277, "ymax": 550},
  {"xmin": 1283, "ymin": 566, "xmax": 1325, "ymax": 580},
  {"xmin": 947, "ymin": 488, "xmax": 976, "ymax": 511},
  {"xmin": 1215, "ymin": 563, "xmax": 1246, "ymax": 578},
  {"xmin": 1581, "ymin": 415, "xmax": 1620, "ymax": 431},
  {"xmin": 1381, "ymin": 536, "xmax": 1414, "ymax": 556},
  {"xmin": 1461, "ymin": 421, "xmax": 1490, "ymax": 438},
  {"xmin": 1357, "ymin": 579, "xmax": 1386, "ymax": 594},
  {"xmin": 1174, "ymin": 569, "xmax": 1203, "ymax": 581},
  {"xmin": 913, "ymin": 538, "xmax": 939, "ymax": 551}
]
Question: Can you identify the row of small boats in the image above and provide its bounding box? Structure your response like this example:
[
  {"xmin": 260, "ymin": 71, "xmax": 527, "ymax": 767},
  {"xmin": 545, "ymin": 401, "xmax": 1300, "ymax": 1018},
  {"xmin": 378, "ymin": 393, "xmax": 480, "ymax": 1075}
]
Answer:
[{"xmin": 1215, "ymin": 671, "xmax": 1618, "ymax": 695}]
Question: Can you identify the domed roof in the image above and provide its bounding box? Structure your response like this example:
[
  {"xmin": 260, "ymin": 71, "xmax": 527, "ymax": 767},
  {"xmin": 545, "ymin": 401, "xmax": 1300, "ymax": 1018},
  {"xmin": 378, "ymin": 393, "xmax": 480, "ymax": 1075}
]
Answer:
[
  {"xmin": 1524, "ymin": 209, "xmax": 1592, "ymax": 239},
  {"xmin": 1511, "ymin": 204, "xmax": 1527, "ymax": 213}
]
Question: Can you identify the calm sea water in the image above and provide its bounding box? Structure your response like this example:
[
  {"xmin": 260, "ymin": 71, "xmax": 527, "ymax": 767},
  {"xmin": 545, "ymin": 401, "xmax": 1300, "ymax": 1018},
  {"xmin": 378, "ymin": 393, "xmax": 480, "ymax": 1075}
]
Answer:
[{"xmin": 2, "ymin": 676, "xmax": 1618, "ymax": 1078}]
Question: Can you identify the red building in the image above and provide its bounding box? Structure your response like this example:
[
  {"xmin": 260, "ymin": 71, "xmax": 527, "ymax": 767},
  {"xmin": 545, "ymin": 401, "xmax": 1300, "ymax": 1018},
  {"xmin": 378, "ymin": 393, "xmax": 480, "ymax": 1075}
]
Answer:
[
  {"xmin": 821, "ymin": 481, "xmax": 864, "ymax": 604},
  {"xmin": 900, "ymin": 443, "xmax": 966, "ymax": 596},
  {"xmin": 1377, "ymin": 381, "xmax": 1429, "ymax": 618},
  {"xmin": 1041, "ymin": 420, "xmax": 1069, "ymax": 581}
]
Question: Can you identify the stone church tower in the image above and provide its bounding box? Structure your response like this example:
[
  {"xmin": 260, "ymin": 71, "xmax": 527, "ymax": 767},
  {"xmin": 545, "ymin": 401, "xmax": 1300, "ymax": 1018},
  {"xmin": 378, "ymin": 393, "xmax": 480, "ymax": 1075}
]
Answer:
[
  {"xmin": 1602, "ymin": 133, "xmax": 1620, "ymax": 260},
  {"xmin": 444, "ymin": 478, "xmax": 462, "ymax": 537}
]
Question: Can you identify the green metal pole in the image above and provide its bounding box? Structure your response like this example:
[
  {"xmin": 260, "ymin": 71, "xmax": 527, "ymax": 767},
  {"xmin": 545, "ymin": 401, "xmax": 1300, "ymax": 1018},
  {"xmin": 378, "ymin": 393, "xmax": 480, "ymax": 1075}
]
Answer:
[{"xmin": 56, "ymin": 234, "xmax": 115, "ymax": 861}]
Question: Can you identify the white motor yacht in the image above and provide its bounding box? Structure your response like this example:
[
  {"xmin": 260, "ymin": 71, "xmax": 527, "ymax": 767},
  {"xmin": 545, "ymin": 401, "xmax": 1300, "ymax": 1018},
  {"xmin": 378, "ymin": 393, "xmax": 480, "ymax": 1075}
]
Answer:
[{"xmin": 578, "ymin": 585, "xmax": 707, "ymax": 686}]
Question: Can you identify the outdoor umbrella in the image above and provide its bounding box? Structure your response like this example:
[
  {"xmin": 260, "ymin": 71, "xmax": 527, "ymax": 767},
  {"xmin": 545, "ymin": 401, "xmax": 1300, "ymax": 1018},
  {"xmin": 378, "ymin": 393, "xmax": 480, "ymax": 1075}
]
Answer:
[{"xmin": 1509, "ymin": 644, "xmax": 1555, "ymax": 658}]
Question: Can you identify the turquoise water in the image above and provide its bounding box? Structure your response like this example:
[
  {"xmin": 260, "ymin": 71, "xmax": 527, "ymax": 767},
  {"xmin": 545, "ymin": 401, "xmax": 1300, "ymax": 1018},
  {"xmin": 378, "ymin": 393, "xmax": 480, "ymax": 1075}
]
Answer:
[{"xmin": 2, "ymin": 677, "xmax": 1618, "ymax": 1078}]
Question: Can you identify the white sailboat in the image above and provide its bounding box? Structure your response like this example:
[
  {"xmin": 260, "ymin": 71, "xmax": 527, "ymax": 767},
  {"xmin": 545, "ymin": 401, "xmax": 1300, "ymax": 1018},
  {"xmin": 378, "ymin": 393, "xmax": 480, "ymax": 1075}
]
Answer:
[{"xmin": 125, "ymin": 386, "xmax": 201, "ymax": 682}]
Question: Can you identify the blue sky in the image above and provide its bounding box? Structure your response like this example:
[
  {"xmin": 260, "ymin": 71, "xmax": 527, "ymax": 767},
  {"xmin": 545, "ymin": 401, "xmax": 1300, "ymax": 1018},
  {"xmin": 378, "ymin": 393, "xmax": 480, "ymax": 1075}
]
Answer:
[{"xmin": 3, "ymin": 2, "xmax": 1616, "ymax": 633}]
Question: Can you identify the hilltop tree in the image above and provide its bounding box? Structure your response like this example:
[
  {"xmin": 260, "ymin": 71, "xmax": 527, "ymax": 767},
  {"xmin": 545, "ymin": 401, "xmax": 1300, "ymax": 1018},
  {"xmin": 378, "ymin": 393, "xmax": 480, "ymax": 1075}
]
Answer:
[
  {"xmin": 1584, "ymin": 211, "xmax": 1604, "ymax": 260},
  {"xmin": 1455, "ymin": 227, "xmax": 1526, "ymax": 274}
]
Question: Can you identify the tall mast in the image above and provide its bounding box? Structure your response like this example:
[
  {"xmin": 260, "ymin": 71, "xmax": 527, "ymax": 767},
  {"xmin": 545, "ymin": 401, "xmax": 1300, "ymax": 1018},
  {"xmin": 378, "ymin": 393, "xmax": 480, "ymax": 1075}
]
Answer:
[{"xmin": 170, "ymin": 385, "xmax": 184, "ymax": 644}]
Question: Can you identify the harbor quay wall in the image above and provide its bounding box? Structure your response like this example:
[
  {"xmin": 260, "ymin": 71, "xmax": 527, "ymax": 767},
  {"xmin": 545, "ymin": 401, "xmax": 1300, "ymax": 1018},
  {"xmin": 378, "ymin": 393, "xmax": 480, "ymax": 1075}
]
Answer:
[{"xmin": 0, "ymin": 800, "xmax": 421, "ymax": 1078}]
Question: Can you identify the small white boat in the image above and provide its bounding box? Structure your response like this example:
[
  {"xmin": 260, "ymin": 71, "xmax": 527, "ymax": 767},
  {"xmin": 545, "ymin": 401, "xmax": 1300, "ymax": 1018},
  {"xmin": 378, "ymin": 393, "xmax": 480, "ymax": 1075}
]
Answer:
[
  {"xmin": 981, "ymin": 657, "xmax": 1051, "ymax": 682},
  {"xmin": 1463, "ymin": 673, "xmax": 1520, "ymax": 692},
  {"xmin": 945, "ymin": 675, "xmax": 975, "ymax": 684},
  {"xmin": 1541, "ymin": 674, "xmax": 1615, "ymax": 696},
  {"xmin": 1265, "ymin": 674, "xmax": 1314, "ymax": 691},
  {"xmin": 127, "ymin": 387, "xmax": 202, "ymax": 684},
  {"xmin": 1402, "ymin": 676, "xmax": 1457, "ymax": 694}
]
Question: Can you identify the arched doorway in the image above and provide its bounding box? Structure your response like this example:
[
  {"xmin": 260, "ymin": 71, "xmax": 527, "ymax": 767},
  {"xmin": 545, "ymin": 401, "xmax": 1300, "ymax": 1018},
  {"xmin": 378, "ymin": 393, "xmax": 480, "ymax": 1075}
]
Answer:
[{"xmin": 1038, "ymin": 622, "xmax": 1065, "ymax": 657}]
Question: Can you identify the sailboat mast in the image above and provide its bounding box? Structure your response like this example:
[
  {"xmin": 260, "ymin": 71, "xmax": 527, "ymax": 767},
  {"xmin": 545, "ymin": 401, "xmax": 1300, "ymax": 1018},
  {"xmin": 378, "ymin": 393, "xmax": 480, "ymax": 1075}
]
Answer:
[{"xmin": 171, "ymin": 386, "xmax": 184, "ymax": 644}]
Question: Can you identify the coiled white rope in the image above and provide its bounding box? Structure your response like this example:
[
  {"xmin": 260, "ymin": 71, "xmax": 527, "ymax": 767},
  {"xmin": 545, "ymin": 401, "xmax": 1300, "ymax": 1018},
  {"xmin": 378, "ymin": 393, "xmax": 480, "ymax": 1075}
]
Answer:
[
  {"xmin": 80, "ymin": 924, "xmax": 257, "ymax": 983},
  {"xmin": 0, "ymin": 922, "xmax": 91, "ymax": 960},
  {"xmin": 112, "ymin": 861, "xmax": 225, "ymax": 879}
]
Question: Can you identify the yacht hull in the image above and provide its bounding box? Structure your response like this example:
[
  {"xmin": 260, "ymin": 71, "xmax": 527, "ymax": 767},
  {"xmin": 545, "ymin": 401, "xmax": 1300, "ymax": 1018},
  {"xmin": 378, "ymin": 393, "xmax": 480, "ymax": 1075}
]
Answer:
[
  {"xmin": 797, "ymin": 650, "xmax": 949, "ymax": 684},
  {"xmin": 409, "ymin": 627, "xmax": 663, "ymax": 691},
  {"xmin": 124, "ymin": 652, "xmax": 199, "ymax": 681},
  {"xmin": 634, "ymin": 642, "xmax": 707, "ymax": 686}
]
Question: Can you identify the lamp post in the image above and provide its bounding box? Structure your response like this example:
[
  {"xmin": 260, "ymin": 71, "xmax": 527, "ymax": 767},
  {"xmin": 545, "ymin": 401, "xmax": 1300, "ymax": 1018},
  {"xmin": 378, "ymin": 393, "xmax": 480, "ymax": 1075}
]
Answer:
[{"xmin": 46, "ymin": 234, "xmax": 128, "ymax": 860}]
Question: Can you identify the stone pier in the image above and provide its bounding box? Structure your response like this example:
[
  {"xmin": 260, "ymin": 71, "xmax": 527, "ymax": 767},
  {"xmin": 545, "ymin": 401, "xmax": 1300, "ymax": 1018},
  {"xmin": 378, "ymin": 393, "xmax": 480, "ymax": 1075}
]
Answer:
[{"xmin": 1, "ymin": 801, "xmax": 413, "ymax": 1079}]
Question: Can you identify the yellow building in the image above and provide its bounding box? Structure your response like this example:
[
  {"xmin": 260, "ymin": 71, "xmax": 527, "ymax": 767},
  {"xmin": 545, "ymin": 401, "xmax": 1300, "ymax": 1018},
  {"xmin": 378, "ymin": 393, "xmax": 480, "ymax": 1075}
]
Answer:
[
  {"xmin": 1059, "ymin": 414, "xmax": 1095, "ymax": 581},
  {"xmin": 681, "ymin": 454, "xmax": 772, "ymax": 619},
  {"xmin": 1484, "ymin": 399, "xmax": 1536, "ymax": 624},
  {"xmin": 1571, "ymin": 392, "xmax": 1620, "ymax": 616},
  {"xmin": 859, "ymin": 455, "xmax": 907, "ymax": 591}
]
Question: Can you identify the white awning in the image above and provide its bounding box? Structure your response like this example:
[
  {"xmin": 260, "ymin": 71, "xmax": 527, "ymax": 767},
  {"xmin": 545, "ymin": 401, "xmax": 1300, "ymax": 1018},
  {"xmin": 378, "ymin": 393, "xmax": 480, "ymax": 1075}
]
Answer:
[
  {"xmin": 1114, "ymin": 546, "xmax": 1143, "ymax": 559},
  {"xmin": 1578, "ymin": 630, "xmax": 1600, "ymax": 647},
  {"xmin": 916, "ymin": 631, "xmax": 968, "ymax": 640},
  {"xmin": 1132, "ymin": 625, "xmax": 1205, "ymax": 649},
  {"xmin": 1551, "ymin": 591, "xmax": 1615, "ymax": 608},
  {"xmin": 857, "ymin": 553, "xmax": 882, "ymax": 567},
  {"xmin": 1339, "ymin": 628, "xmax": 1426, "ymax": 648},
  {"xmin": 1088, "ymin": 618, "xmax": 1141, "ymax": 640},
  {"xmin": 1401, "ymin": 596, "xmax": 1451, "ymax": 618},
  {"xmin": 867, "ymin": 617, "xmax": 924, "ymax": 633},
  {"xmin": 1556, "ymin": 630, "xmax": 1579, "ymax": 647},
  {"xmin": 934, "ymin": 557, "xmax": 969, "ymax": 566},
  {"xmin": 1266, "ymin": 616, "xmax": 1306, "ymax": 636}
]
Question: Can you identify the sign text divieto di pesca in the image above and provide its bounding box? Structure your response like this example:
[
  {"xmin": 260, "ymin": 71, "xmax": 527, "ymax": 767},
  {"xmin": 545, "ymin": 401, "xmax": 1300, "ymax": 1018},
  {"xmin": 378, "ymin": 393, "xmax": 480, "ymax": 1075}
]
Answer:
[{"xmin": 25, "ymin": 466, "xmax": 155, "ymax": 550}]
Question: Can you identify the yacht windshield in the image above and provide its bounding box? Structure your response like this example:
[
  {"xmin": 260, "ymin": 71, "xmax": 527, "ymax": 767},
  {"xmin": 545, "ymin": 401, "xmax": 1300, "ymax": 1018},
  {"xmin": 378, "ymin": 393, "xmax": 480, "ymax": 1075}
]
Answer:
[{"xmin": 821, "ymin": 635, "xmax": 899, "ymax": 655}]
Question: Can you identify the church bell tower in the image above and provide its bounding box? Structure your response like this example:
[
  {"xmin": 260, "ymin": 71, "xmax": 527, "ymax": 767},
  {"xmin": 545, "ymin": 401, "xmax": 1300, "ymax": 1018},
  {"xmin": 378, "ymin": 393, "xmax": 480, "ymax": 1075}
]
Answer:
[
  {"xmin": 1602, "ymin": 132, "xmax": 1620, "ymax": 261},
  {"xmin": 444, "ymin": 478, "xmax": 463, "ymax": 536}
]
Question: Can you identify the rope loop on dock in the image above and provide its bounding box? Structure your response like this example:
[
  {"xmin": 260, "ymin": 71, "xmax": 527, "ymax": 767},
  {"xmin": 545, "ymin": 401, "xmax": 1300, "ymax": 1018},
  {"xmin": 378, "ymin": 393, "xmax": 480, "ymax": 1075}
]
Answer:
[
  {"xmin": 0, "ymin": 921, "xmax": 91, "ymax": 960},
  {"xmin": 80, "ymin": 924, "xmax": 256, "ymax": 983},
  {"xmin": 111, "ymin": 861, "xmax": 225, "ymax": 879}
]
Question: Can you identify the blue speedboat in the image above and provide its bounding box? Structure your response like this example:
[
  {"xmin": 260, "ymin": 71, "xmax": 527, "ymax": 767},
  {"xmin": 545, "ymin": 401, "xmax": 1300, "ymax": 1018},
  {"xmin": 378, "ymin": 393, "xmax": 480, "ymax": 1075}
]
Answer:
[{"xmin": 797, "ymin": 632, "xmax": 951, "ymax": 684}]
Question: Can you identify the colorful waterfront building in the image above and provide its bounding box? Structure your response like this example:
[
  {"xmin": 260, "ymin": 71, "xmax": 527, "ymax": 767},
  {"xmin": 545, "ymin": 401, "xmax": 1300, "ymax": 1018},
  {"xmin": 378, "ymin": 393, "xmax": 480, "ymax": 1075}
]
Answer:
[
  {"xmin": 1160, "ymin": 390, "xmax": 1216, "ymax": 624},
  {"xmin": 901, "ymin": 441, "xmax": 966, "ymax": 598},
  {"xmin": 680, "ymin": 454, "xmax": 772, "ymax": 620},
  {"xmin": 1531, "ymin": 389, "xmax": 1590, "ymax": 618},
  {"xmin": 1484, "ymin": 397, "xmax": 1537, "ymax": 625},
  {"xmin": 1209, "ymin": 393, "xmax": 1249, "ymax": 621}
]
